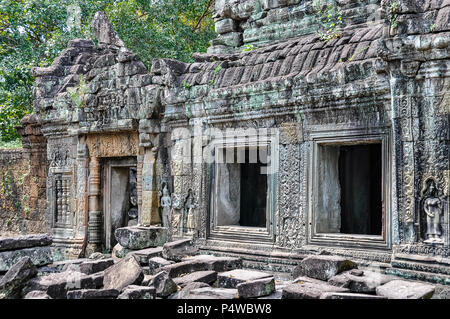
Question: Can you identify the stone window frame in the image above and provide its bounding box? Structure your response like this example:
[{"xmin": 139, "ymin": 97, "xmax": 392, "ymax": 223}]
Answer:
[
  {"xmin": 50, "ymin": 169, "xmax": 73, "ymax": 229},
  {"xmin": 307, "ymin": 127, "xmax": 392, "ymax": 250},
  {"xmin": 207, "ymin": 131, "xmax": 278, "ymax": 243}
]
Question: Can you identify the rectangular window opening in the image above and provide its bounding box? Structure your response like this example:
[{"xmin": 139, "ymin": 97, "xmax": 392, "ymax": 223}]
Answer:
[
  {"xmin": 216, "ymin": 146, "xmax": 268, "ymax": 228},
  {"xmin": 317, "ymin": 142, "xmax": 382, "ymax": 236}
]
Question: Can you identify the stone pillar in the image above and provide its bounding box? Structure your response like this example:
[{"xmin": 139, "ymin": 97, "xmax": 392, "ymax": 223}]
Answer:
[
  {"xmin": 141, "ymin": 146, "xmax": 160, "ymax": 225},
  {"xmin": 139, "ymin": 119, "xmax": 162, "ymax": 226},
  {"xmin": 87, "ymin": 156, "xmax": 102, "ymax": 251}
]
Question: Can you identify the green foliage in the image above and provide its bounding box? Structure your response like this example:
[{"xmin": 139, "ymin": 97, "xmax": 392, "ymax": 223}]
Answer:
[
  {"xmin": 0, "ymin": 138, "xmax": 22, "ymax": 149},
  {"xmin": 241, "ymin": 44, "xmax": 257, "ymax": 53},
  {"xmin": 388, "ymin": 1, "xmax": 400, "ymax": 29},
  {"xmin": 312, "ymin": 0, "xmax": 343, "ymax": 42},
  {"xmin": 0, "ymin": 0, "xmax": 216, "ymax": 142},
  {"xmin": 67, "ymin": 74, "xmax": 88, "ymax": 107}
]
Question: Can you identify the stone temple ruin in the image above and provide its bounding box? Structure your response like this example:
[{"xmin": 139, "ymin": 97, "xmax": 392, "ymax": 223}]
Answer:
[{"xmin": 0, "ymin": 0, "xmax": 449, "ymax": 299}]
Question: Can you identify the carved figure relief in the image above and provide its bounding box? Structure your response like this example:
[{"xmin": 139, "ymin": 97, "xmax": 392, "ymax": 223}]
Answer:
[
  {"xmin": 171, "ymin": 193, "xmax": 183, "ymax": 237},
  {"xmin": 184, "ymin": 189, "xmax": 197, "ymax": 235},
  {"xmin": 420, "ymin": 178, "xmax": 444, "ymax": 244},
  {"xmin": 159, "ymin": 182, "xmax": 172, "ymax": 228},
  {"xmin": 50, "ymin": 148, "xmax": 71, "ymax": 168}
]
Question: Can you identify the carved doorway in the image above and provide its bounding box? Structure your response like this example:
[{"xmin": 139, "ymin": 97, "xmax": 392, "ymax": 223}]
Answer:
[{"xmin": 102, "ymin": 157, "xmax": 137, "ymax": 251}]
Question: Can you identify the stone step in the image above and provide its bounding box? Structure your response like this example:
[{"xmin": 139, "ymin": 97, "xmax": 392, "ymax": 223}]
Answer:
[{"xmin": 385, "ymin": 267, "xmax": 450, "ymax": 286}]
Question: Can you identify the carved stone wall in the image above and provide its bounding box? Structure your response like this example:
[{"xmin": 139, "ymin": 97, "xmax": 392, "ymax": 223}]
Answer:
[
  {"xmin": 0, "ymin": 114, "xmax": 48, "ymax": 236},
  {"xmin": 26, "ymin": 1, "xmax": 449, "ymax": 272}
]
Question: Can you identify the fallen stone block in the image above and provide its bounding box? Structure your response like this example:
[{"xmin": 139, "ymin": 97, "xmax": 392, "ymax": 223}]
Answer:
[
  {"xmin": 51, "ymin": 259, "xmax": 88, "ymax": 272},
  {"xmin": 112, "ymin": 243, "xmax": 132, "ymax": 260},
  {"xmin": 187, "ymin": 287, "xmax": 238, "ymax": 299},
  {"xmin": 128, "ymin": 247, "xmax": 163, "ymax": 266},
  {"xmin": 0, "ymin": 234, "xmax": 52, "ymax": 252},
  {"xmin": 103, "ymin": 255, "xmax": 144, "ymax": 291},
  {"xmin": 218, "ymin": 269, "xmax": 272, "ymax": 288},
  {"xmin": 237, "ymin": 277, "xmax": 276, "ymax": 299},
  {"xmin": 66, "ymin": 289, "xmax": 120, "ymax": 299},
  {"xmin": 281, "ymin": 281, "xmax": 350, "ymax": 299},
  {"xmin": 258, "ymin": 289, "xmax": 283, "ymax": 299},
  {"xmin": 0, "ymin": 246, "xmax": 53, "ymax": 272},
  {"xmin": 0, "ymin": 257, "xmax": 38, "ymax": 298},
  {"xmin": 169, "ymin": 282, "xmax": 210, "ymax": 299},
  {"xmin": 23, "ymin": 290, "xmax": 52, "ymax": 299},
  {"xmin": 292, "ymin": 255, "xmax": 357, "ymax": 281},
  {"xmin": 328, "ymin": 270, "xmax": 397, "ymax": 293},
  {"xmin": 90, "ymin": 271, "xmax": 105, "ymax": 289},
  {"xmin": 174, "ymin": 270, "xmax": 217, "ymax": 287},
  {"xmin": 148, "ymin": 257, "xmax": 174, "ymax": 275},
  {"xmin": 117, "ymin": 285, "xmax": 156, "ymax": 299},
  {"xmin": 320, "ymin": 292, "xmax": 387, "ymax": 299},
  {"xmin": 23, "ymin": 271, "xmax": 96, "ymax": 299},
  {"xmin": 115, "ymin": 226, "xmax": 168, "ymax": 250},
  {"xmin": 157, "ymin": 255, "xmax": 242, "ymax": 278},
  {"xmin": 376, "ymin": 280, "xmax": 435, "ymax": 299},
  {"xmin": 162, "ymin": 239, "xmax": 199, "ymax": 262},
  {"xmin": 149, "ymin": 271, "xmax": 178, "ymax": 297},
  {"xmin": 64, "ymin": 258, "xmax": 114, "ymax": 275},
  {"xmin": 88, "ymin": 252, "xmax": 110, "ymax": 260}
]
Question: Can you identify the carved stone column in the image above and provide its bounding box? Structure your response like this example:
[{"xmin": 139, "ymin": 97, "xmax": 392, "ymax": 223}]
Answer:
[
  {"xmin": 88, "ymin": 156, "xmax": 102, "ymax": 251},
  {"xmin": 141, "ymin": 146, "xmax": 160, "ymax": 225}
]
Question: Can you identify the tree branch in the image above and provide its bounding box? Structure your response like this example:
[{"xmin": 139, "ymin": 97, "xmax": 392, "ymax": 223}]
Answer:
[{"xmin": 193, "ymin": 0, "xmax": 213, "ymax": 32}]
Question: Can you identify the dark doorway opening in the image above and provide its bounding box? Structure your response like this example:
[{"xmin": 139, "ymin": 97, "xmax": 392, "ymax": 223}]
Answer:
[
  {"xmin": 338, "ymin": 144, "xmax": 382, "ymax": 235},
  {"xmin": 239, "ymin": 148, "xmax": 267, "ymax": 227}
]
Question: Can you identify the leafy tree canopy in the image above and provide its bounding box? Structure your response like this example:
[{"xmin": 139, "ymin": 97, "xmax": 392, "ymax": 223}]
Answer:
[{"xmin": 0, "ymin": 0, "xmax": 215, "ymax": 143}]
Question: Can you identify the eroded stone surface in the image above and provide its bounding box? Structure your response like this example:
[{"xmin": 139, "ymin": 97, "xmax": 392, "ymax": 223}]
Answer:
[
  {"xmin": 23, "ymin": 271, "xmax": 96, "ymax": 299},
  {"xmin": 320, "ymin": 292, "xmax": 386, "ymax": 299},
  {"xmin": 115, "ymin": 226, "xmax": 168, "ymax": 250},
  {"xmin": 218, "ymin": 269, "xmax": 272, "ymax": 288},
  {"xmin": 292, "ymin": 255, "xmax": 357, "ymax": 281},
  {"xmin": 0, "ymin": 257, "xmax": 38, "ymax": 298},
  {"xmin": 103, "ymin": 255, "xmax": 143, "ymax": 291},
  {"xmin": 328, "ymin": 270, "xmax": 397, "ymax": 293},
  {"xmin": 0, "ymin": 234, "xmax": 52, "ymax": 252},
  {"xmin": 149, "ymin": 271, "xmax": 178, "ymax": 297},
  {"xmin": 174, "ymin": 270, "xmax": 217, "ymax": 287},
  {"xmin": 0, "ymin": 246, "xmax": 53, "ymax": 272},
  {"xmin": 64, "ymin": 258, "xmax": 114, "ymax": 275},
  {"xmin": 148, "ymin": 257, "xmax": 174, "ymax": 275},
  {"xmin": 162, "ymin": 239, "xmax": 199, "ymax": 262},
  {"xmin": 117, "ymin": 285, "xmax": 156, "ymax": 299},
  {"xmin": 66, "ymin": 289, "xmax": 120, "ymax": 299},
  {"xmin": 376, "ymin": 280, "xmax": 435, "ymax": 299},
  {"xmin": 128, "ymin": 247, "xmax": 164, "ymax": 266},
  {"xmin": 282, "ymin": 281, "xmax": 350, "ymax": 299},
  {"xmin": 237, "ymin": 277, "xmax": 276, "ymax": 298},
  {"xmin": 157, "ymin": 255, "xmax": 242, "ymax": 278},
  {"xmin": 186, "ymin": 287, "xmax": 238, "ymax": 299}
]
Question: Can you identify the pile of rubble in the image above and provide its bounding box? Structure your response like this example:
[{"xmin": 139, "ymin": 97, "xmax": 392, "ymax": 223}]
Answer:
[{"xmin": 0, "ymin": 230, "xmax": 446, "ymax": 299}]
